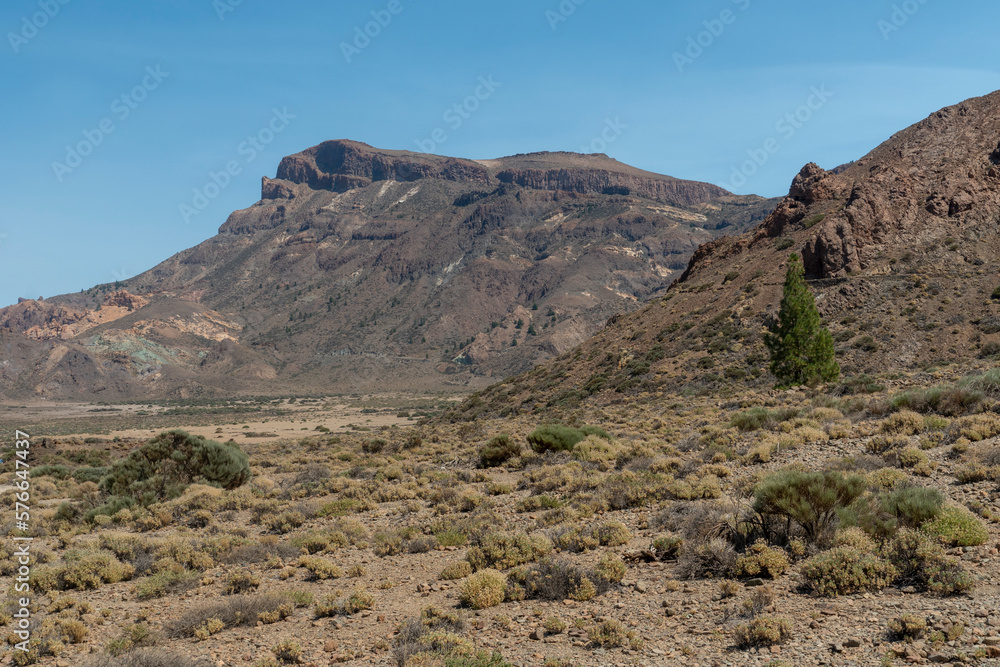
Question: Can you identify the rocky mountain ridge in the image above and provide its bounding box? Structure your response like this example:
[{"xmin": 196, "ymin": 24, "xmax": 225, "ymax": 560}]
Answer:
[
  {"xmin": 0, "ymin": 141, "xmax": 775, "ymax": 399},
  {"xmin": 458, "ymin": 89, "xmax": 1000, "ymax": 418}
]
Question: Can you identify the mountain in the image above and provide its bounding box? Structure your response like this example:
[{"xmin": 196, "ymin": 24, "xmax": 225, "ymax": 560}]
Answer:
[
  {"xmin": 0, "ymin": 140, "xmax": 776, "ymax": 399},
  {"xmin": 455, "ymin": 90, "xmax": 1000, "ymax": 418}
]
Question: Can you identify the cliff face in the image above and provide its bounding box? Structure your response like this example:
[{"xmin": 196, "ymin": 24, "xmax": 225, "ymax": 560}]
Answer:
[
  {"xmin": 789, "ymin": 93, "xmax": 1000, "ymax": 278},
  {"xmin": 494, "ymin": 168, "xmax": 729, "ymax": 206},
  {"xmin": 274, "ymin": 140, "xmax": 493, "ymax": 192},
  {"xmin": 0, "ymin": 141, "xmax": 775, "ymax": 400},
  {"xmin": 266, "ymin": 140, "xmax": 731, "ymax": 208}
]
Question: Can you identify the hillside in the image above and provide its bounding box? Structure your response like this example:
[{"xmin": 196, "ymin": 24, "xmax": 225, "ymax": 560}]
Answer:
[
  {"xmin": 455, "ymin": 90, "xmax": 1000, "ymax": 418},
  {"xmin": 0, "ymin": 140, "xmax": 775, "ymax": 400}
]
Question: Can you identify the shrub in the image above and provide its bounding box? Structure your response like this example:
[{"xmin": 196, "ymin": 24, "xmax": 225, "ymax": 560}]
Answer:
[
  {"xmin": 550, "ymin": 522, "xmax": 631, "ymax": 553},
  {"xmin": 440, "ymin": 562, "xmax": 473, "ymax": 580},
  {"xmin": 83, "ymin": 651, "xmax": 195, "ymax": 667},
  {"xmin": 460, "ymin": 569, "xmax": 507, "ymax": 609},
  {"xmin": 507, "ymin": 558, "xmax": 615, "ymax": 602},
  {"xmin": 478, "ymin": 435, "xmax": 521, "ymax": 468},
  {"xmin": 834, "ymin": 526, "xmax": 875, "ymax": 552},
  {"xmin": 594, "ymin": 554, "xmax": 626, "ymax": 584},
  {"xmin": 100, "ymin": 430, "xmax": 250, "ymax": 503},
  {"xmin": 730, "ymin": 407, "xmax": 800, "ymax": 432},
  {"xmin": 734, "ymin": 616, "xmax": 793, "ymax": 647},
  {"xmin": 800, "ymin": 547, "xmax": 897, "ymax": 596},
  {"xmin": 106, "ymin": 624, "xmax": 158, "ymax": 657},
  {"xmin": 466, "ymin": 532, "xmax": 551, "ymax": 571},
  {"xmin": 167, "ymin": 594, "xmax": 291, "ymax": 637},
  {"xmin": 223, "ymin": 569, "xmax": 260, "ymax": 595},
  {"xmin": 888, "ymin": 614, "xmax": 927, "ymax": 640},
  {"xmin": 300, "ymin": 556, "xmax": 343, "ymax": 580},
  {"xmin": 527, "ymin": 425, "xmax": 586, "ymax": 453},
  {"xmin": 271, "ymin": 640, "xmax": 303, "ymax": 664},
  {"xmin": 733, "ymin": 541, "xmax": 789, "ymax": 579},
  {"xmin": 881, "ymin": 411, "xmax": 925, "ymax": 435},
  {"xmin": 948, "ymin": 414, "xmax": 1000, "ymax": 442},
  {"xmin": 675, "ymin": 538, "xmax": 737, "ymax": 579},
  {"xmin": 651, "ymin": 536, "xmax": 683, "ymax": 560},
  {"xmin": 882, "ymin": 529, "xmax": 975, "ymax": 595},
  {"xmin": 588, "ymin": 619, "xmax": 642, "ymax": 650},
  {"xmin": 846, "ymin": 485, "xmax": 945, "ymax": 538},
  {"xmin": 373, "ymin": 533, "xmax": 404, "ymax": 557},
  {"xmin": 135, "ymin": 571, "xmax": 199, "ymax": 600},
  {"xmin": 342, "ymin": 589, "xmax": 375, "ymax": 614},
  {"xmin": 922, "ymin": 505, "xmax": 988, "ymax": 547},
  {"xmin": 753, "ymin": 470, "xmax": 866, "ymax": 544},
  {"xmin": 544, "ymin": 617, "xmax": 567, "ymax": 635},
  {"xmin": 571, "ymin": 435, "xmax": 620, "ymax": 465},
  {"xmin": 892, "ymin": 385, "xmax": 984, "ymax": 416}
]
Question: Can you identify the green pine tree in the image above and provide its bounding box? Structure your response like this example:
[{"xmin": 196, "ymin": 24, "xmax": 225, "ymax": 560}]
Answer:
[{"xmin": 765, "ymin": 253, "xmax": 839, "ymax": 387}]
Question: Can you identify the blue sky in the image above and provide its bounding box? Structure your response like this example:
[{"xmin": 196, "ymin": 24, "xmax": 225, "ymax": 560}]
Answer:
[{"xmin": 2, "ymin": 0, "xmax": 999, "ymax": 308}]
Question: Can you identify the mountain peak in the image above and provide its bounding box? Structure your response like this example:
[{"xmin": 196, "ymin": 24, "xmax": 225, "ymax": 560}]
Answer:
[{"xmin": 265, "ymin": 140, "xmax": 731, "ymax": 210}]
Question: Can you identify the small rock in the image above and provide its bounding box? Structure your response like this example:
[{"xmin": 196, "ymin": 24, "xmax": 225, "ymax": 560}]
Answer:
[
  {"xmin": 529, "ymin": 628, "xmax": 545, "ymax": 641},
  {"xmin": 634, "ymin": 581, "xmax": 648, "ymax": 593},
  {"xmin": 845, "ymin": 638, "xmax": 862, "ymax": 648},
  {"xmin": 744, "ymin": 578, "xmax": 765, "ymax": 587}
]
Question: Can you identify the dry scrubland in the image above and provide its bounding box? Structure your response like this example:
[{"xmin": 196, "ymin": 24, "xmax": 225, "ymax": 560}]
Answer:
[{"xmin": 2, "ymin": 376, "xmax": 1000, "ymax": 667}]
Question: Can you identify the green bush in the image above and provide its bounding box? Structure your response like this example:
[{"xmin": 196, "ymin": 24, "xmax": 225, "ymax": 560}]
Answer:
[
  {"xmin": 527, "ymin": 425, "xmax": 585, "ymax": 453},
  {"xmin": 100, "ymin": 430, "xmax": 250, "ymax": 503},
  {"xmin": 800, "ymin": 547, "xmax": 897, "ymax": 596},
  {"xmin": 730, "ymin": 407, "xmax": 801, "ymax": 432},
  {"xmin": 73, "ymin": 466, "xmax": 108, "ymax": 484},
  {"xmin": 844, "ymin": 485, "xmax": 944, "ymax": 539},
  {"xmin": 83, "ymin": 495, "xmax": 136, "ymax": 524},
  {"xmin": 892, "ymin": 385, "xmax": 983, "ymax": 416},
  {"xmin": 30, "ymin": 464, "xmax": 70, "ymax": 479},
  {"xmin": 478, "ymin": 434, "xmax": 521, "ymax": 468},
  {"xmin": 754, "ymin": 470, "xmax": 866, "ymax": 543},
  {"xmin": 882, "ymin": 529, "xmax": 975, "ymax": 595},
  {"xmin": 922, "ymin": 505, "xmax": 988, "ymax": 547},
  {"xmin": 526, "ymin": 424, "xmax": 610, "ymax": 454}
]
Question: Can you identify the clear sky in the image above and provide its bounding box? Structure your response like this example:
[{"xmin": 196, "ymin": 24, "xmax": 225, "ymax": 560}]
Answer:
[{"xmin": 2, "ymin": 0, "xmax": 999, "ymax": 308}]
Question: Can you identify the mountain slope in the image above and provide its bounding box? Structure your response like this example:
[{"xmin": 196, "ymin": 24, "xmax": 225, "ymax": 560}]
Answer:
[
  {"xmin": 0, "ymin": 140, "xmax": 776, "ymax": 399},
  {"xmin": 455, "ymin": 90, "xmax": 1000, "ymax": 418}
]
